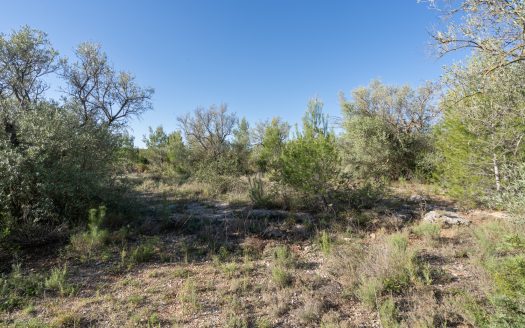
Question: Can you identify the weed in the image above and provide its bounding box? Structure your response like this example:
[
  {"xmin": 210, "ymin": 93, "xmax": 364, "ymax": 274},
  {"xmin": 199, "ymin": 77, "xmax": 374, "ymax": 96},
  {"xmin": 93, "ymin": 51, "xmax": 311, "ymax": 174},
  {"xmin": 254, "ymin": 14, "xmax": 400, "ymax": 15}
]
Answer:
[
  {"xmin": 147, "ymin": 312, "xmax": 161, "ymax": 327},
  {"xmin": 178, "ymin": 278, "xmax": 199, "ymax": 314},
  {"xmin": 226, "ymin": 314, "xmax": 248, "ymax": 328},
  {"xmin": 44, "ymin": 264, "xmax": 73, "ymax": 296},
  {"xmin": 173, "ymin": 267, "xmax": 192, "ymax": 278},
  {"xmin": 379, "ymin": 297, "xmax": 400, "ymax": 328},
  {"xmin": 255, "ymin": 317, "xmax": 272, "ymax": 328},
  {"xmin": 272, "ymin": 245, "xmax": 294, "ymax": 268},
  {"xmin": 69, "ymin": 206, "xmax": 109, "ymax": 260},
  {"xmin": 297, "ymin": 298, "xmax": 324, "ymax": 324},
  {"xmin": 222, "ymin": 262, "xmax": 239, "ymax": 278},
  {"xmin": 319, "ymin": 230, "xmax": 332, "ymax": 255},
  {"xmin": 412, "ymin": 221, "xmax": 441, "ymax": 241},
  {"xmin": 0, "ymin": 264, "xmax": 44, "ymax": 311},
  {"xmin": 130, "ymin": 238, "xmax": 159, "ymax": 264}
]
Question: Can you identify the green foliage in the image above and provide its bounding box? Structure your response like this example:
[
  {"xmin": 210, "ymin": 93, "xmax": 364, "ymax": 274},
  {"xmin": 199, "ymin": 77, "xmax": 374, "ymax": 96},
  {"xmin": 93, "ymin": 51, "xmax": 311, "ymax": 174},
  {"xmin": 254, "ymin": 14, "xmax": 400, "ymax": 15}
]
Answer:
[
  {"xmin": 319, "ymin": 230, "xmax": 332, "ymax": 256},
  {"xmin": 459, "ymin": 221, "xmax": 525, "ymax": 327},
  {"xmin": 354, "ymin": 233, "xmax": 421, "ymax": 309},
  {"xmin": 340, "ymin": 80, "xmax": 437, "ymax": 181},
  {"xmin": 69, "ymin": 206, "xmax": 109, "ymax": 260},
  {"xmin": 248, "ymin": 175, "xmax": 274, "ymax": 208},
  {"xmin": 143, "ymin": 126, "xmax": 189, "ymax": 177},
  {"xmin": 1, "ymin": 263, "xmax": 74, "ymax": 311},
  {"xmin": 252, "ymin": 117, "xmax": 290, "ymax": 173},
  {"xmin": 192, "ymin": 153, "xmax": 242, "ymax": 195},
  {"xmin": 434, "ymin": 56, "xmax": 525, "ymax": 206},
  {"xmin": 130, "ymin": 238, "xmax": 159, "ymax": 264},
  {"xmin": 0, "ymin": 264, "xmax": 44, "ymax": 311},
  {"xmin": 44, "ymin": 264, "xmax": 73, "ymax": 296},
  {"xmin": 278, "ymin": 99, "xmax": 340, "ymax": 207},
  {"xmin": 0, "ymin": 27, "xmax": 150, "ymax": 249},
  {"xmin": 178, "ymin": 278, "xmax": 199, "ymax": 313},
  {"xmin": 379, "ymin": 297, "xmax": 400, "ymax": 328},
  {"xmin": 232, "ymin": 117, "xmax": 252, "ymax": 174},
  {"xmin": 271, "ymin": 245, "xmax": 295, "ymax": 288}
]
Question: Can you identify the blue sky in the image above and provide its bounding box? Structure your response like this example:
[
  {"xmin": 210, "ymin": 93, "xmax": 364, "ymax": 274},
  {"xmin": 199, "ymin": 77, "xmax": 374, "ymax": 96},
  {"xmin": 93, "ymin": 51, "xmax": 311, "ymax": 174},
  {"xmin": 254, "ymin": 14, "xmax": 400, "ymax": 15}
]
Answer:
[{"xmin": 0, "ymin": 0, "xmax": 464, "ymax": 146}]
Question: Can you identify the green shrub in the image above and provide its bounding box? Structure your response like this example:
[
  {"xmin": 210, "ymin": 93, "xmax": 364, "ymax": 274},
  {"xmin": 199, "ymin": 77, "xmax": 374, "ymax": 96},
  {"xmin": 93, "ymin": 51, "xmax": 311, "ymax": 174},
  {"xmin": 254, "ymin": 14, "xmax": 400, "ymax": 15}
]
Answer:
[
  {"xmin": 178, "ymin": 278, "xmax": 199, "ymax": 313},
  {"xmin": 461, "ymin": 221, "xmax": 525, "ymax": 327},
  {"xmin": 130, "ymin": 240, "xmax": 158, "ymax": 264},
  {"xmin": 354, "ymin": 233, "xmax": 419, "ymax": 308},
  {"xmin": 278, "ymin": 99, "xmax": 340, "ymax": 208},
  {"xmin": 271, "ymin": 266, "xmax": 293, "ymax": 288},
  {"xmin": 248, "ymin": 175, "xmax": 273, "ymax": 208},
  {"xmin": 0, "ymin": 264, "xmax": 44, "ymax": 311},
  {"xmin": 340, "ymin": 80, "xmax": 437, "ymax": 181},
  {"xmin": 271, "ymin": 245, "xmax": 295, "ymax": 288},
  {"xmin": 319, "ymin": 230, "xmax": 332, "ymax": 256},
  {"xmin": 69, "ymin": 206, "xmax": 109, "ymax": 259},
  {"xmin": 44, "ymin": 265, "xmax": 73, "ymax": 296},
  {"xmin": 379, "ymin": 297, "xmax": 400, "ymax": 328}
]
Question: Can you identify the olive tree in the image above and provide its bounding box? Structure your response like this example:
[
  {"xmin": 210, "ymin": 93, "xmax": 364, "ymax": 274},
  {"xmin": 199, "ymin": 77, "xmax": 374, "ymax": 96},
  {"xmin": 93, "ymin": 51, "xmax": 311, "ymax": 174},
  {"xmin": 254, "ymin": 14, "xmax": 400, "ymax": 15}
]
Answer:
[
  {"xmin": 340, "ymin": 80, "xmax": 439, "ymax": 180},
  {"xmin": 62, "ymin": 42, "xmax": 153, "ymax": 127},
  {"xmin": 426, "ymin": 0, "xmax": 525, "ymax": 72},
  {"xmin": 0, "ymin": 27, "xmax": 152, "ymax": 246}
]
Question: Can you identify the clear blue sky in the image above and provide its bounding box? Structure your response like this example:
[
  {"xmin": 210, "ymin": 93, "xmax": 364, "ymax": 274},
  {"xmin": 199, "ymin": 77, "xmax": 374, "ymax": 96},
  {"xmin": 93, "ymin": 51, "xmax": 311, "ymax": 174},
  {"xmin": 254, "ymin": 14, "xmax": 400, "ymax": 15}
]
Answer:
[{"xmin": 0, "ymin": 0, "xmax": 463, "ymax": 147}]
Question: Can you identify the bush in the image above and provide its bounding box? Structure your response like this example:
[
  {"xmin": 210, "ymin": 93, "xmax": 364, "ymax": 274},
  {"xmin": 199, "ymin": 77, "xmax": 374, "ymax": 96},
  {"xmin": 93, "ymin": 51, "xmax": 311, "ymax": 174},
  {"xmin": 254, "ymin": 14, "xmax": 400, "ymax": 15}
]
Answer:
[
  {"xmin": 340, "ymin": 80, "xmax": 437, "ymax": 181},
  {"xmin": 461, "ymin": 221, "xmax": 525, "ymax": 327},
  {"xmin": 248, "ymin": 175, "xmax": 275, "ymax": 208},
  {"xmin": 278, "ymin": 99, "xmax": 340, "ymax": 208},
  {"xmin": 44, "ymin": 265, "xmax": 74, "ymax": 296}
]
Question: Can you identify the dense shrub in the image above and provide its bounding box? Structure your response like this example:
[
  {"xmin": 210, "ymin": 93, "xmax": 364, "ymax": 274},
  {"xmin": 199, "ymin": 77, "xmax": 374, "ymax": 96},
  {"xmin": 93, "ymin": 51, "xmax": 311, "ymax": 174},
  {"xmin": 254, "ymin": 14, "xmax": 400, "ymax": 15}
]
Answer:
[
  {"xmin": 0, "ymin": 104, "xmax": 121, "ymax": 243},
  {"xmin": 340, "ymin": 80, "xmax": 438, "ymax": 181},
  {"xmin": 278, "ymin": 99, "xmax": 340, "ymax": 208},
  {"xmin": 434, "ymin": 56, "xmax": 525, "ymax": 206},
  {"xmin": 0, "ymin": 27, "xmax": 152, "ymax": 248}
]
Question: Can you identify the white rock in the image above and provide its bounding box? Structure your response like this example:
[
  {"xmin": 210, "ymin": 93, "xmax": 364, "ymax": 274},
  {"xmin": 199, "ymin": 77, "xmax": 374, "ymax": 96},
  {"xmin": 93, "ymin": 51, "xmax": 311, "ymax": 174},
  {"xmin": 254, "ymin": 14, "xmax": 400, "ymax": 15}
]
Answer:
[{"xmin": 423, "ymin": 210, "xmax": 470, "ymax": 225}]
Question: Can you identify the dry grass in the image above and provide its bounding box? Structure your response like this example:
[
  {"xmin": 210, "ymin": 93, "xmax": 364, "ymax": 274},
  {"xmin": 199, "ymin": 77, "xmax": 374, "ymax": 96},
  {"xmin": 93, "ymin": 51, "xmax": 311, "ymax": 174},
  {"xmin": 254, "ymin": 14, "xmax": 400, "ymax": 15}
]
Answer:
[{"xmin": 0, "ymin": 177, "xmax": 518, "ymax": 327}]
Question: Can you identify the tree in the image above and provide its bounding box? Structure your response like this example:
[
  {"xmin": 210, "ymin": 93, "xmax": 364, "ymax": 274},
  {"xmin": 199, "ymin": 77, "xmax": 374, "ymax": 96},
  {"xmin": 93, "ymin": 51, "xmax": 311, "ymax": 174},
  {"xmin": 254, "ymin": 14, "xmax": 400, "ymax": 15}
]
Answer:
[
  {"xmin": 427, "ymin": 0, "xmax": 525, "ymax": 72},
  {"xmin": 0, "ymin": 27, "xmax": 151, "ymax": 246},
  {"xmin": 177, "ymin": 104, "xmax": 237, "ymax": 159},
  {"xmin": 166, "ymin": 131, "xmax": 189, "ymax": 176},
  {"xmin": 0, "ymin": 27, "xmax": 59, "ymax": 149},
  {"xmin": 143, "ymin": 127, "xmax": 188, "ymax": 176},
  {"xmin": 252, "ymin": 117, "xmax": 290, "ymax": 173},
  {"xmin": 62, "ymin": 42, "xmax": 153, "ymax": 127},
  {"xmin": 232, "ymin": 117, "xmax": 252, "ymax": 174},
  {"xmin": 435, "ymin": 55, "xmax": 525, "ymax": 203},
  {"xmin": 340, "ymin": 80, "xmax": 438, "ymax": 180},
  {"xmin": 278, "ymin": 99, "xmax": 340, "ymax": 207},
  {"xmin": 0, "ymin": 26, "xmax": 59, "ymax": 109}
]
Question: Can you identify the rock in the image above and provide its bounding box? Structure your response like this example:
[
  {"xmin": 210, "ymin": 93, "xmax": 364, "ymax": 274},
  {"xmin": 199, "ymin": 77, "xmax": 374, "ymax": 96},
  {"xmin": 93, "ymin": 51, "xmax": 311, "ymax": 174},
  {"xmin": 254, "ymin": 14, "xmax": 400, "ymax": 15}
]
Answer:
[
  {"xmin": 423, "ymin": 210, "xmax": 470, "ymax": 225},
  {"xmin": 262, "ymin": 227, "xmax": 285, "ymax": 239},
  {"xmin": 409, "ymin": 194, "xmax": 427, "ymax": 202}
]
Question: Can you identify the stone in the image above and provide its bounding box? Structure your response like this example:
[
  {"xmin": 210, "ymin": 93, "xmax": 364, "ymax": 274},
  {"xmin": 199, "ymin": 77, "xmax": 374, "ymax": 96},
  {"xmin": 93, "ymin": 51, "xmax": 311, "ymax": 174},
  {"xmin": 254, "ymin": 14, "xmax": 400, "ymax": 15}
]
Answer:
[{"xmin": 422, "ymin": 210, "xmax": 470, "ymax": 225}]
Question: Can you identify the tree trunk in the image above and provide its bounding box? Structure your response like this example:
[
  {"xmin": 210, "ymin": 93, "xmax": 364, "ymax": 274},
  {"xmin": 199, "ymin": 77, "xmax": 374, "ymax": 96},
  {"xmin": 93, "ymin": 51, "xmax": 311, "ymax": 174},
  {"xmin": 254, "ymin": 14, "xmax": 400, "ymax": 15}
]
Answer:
[{"xmin": 492, "ymin": 152, "xmax": 501, "ymax": 192}]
